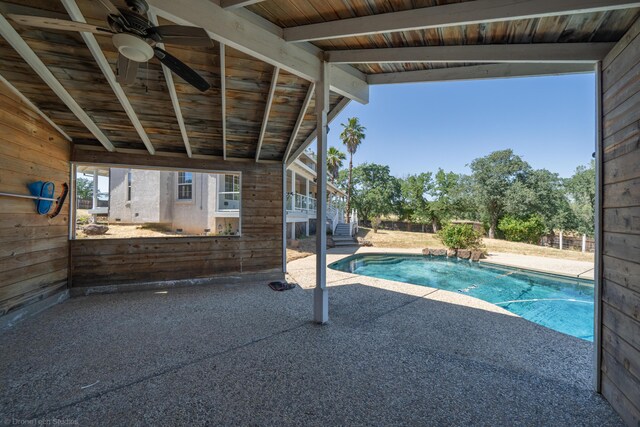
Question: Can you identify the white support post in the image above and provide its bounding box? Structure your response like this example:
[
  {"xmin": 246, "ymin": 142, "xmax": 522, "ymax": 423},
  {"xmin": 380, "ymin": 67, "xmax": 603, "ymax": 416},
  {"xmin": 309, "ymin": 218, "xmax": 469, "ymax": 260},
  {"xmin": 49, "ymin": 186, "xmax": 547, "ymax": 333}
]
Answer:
[
  {"xmin": 305, "ymin": 178, "xmax": 310, "ymax": 236},
  {"xmin": 282, "ymin": 163, "xmax": 287, "ymax": 273},
  {"xmin": 582, "ymin": 234, "xmax": 587, "ymax": 253},
  {"xmin": 314, "ymin": 61, "xmax": 329, "ymax": 324},
  {"xmin": 559, "ymin": 230, "xmax": 563, "ymax": 250},
  {"xmin": 92, "ymin": 170, "xmax": 98, "ymax": 210}
]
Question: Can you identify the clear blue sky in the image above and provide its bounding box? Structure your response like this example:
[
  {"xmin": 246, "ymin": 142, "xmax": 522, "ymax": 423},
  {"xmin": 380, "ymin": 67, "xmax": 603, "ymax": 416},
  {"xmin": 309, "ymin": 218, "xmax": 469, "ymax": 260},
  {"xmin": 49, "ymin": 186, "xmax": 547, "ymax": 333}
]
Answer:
[{"xmin": 326, "ymin": 73, "xmax": 596, "ymax": 179}]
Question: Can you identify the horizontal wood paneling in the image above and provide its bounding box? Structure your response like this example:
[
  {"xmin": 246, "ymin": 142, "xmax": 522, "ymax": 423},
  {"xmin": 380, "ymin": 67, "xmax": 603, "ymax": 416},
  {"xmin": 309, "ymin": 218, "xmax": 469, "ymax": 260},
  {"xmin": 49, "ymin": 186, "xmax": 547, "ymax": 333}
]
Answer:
[
  {"xmin": 601, "ymin": 20, "xmax": 640, "ymax": 425},
  {"xmin": 603, "ymin": 325, "xmax": 640, "ymax": 389},
  {"xmin": 602, "ymin": 350, "xmax": 640, "ymax": 416},
  {"xmin": 0, "ymin": 80, "xmax": 70, "ymax": 316},
  {"xmin": 602, "ymin": 207, "xmax": 640, "ymax": 235},
  {"xmin": 603, "ymin": 255, "xmax": 640, "ymax": 293},
  {"xmin": 602, "ymin": 372, "xmax": 640, "ymax": 427},
  {"xmin": 70, "ymin": 148, "xmax": 284, "ymax": 287}
]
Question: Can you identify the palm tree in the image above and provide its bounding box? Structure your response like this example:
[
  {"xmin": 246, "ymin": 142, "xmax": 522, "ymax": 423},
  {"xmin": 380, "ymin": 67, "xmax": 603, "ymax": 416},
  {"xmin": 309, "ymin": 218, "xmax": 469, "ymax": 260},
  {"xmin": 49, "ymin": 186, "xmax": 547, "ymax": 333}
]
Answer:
[
  {"xmin": 327, "ymin": 147, "xmax": 346, "ymax": 183},
  {"xmin": 340, "ymin": 117, "xmax": 366, "ymax": 223}
]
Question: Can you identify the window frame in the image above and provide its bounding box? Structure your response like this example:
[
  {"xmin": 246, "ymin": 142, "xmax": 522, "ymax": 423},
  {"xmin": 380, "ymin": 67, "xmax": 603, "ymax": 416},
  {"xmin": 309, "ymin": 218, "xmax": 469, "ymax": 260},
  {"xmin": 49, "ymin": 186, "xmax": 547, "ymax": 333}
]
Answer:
[
  {"xmin": 176, "ymin": 171, "xmax": 194, "ymax": 202},
  {"xmin": 127, "ymin": 171, "xmax": 132, "ymax": 202},
  {"xmin": 70, "ymin": 163, "xmax": 243, "ymax": 240}
]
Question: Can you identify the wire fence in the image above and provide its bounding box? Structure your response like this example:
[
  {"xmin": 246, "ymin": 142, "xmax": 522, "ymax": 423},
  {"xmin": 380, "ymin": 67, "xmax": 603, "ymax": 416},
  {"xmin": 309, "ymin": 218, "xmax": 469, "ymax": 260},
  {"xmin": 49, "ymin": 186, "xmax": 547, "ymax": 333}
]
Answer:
[{"xmin": 540, "ymin": 233, "xmax": 595, "ymax": 253}]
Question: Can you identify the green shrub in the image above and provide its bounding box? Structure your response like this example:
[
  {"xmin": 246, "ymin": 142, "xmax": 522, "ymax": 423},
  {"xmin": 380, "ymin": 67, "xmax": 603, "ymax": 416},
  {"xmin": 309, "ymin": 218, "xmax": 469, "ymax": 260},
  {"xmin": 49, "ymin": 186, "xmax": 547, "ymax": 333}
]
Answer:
[
  {"xmin": 437, "ymin": 223, "xmax": 483, "ymax": 250},
  {"xmin": 76, "ymin": 212, "xmax": 91, "ymax": 226},
  {"xmin": 498, "ymin": 215, "xmax": 546, "ymax": 244}
]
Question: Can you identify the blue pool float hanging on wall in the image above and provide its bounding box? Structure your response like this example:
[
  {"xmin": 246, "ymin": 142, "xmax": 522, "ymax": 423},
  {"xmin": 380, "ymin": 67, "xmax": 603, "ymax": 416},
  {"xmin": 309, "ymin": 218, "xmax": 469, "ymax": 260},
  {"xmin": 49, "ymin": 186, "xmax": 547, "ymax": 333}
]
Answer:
[
  {"xmin": 0, "ymin": 181, "xmax": 68, "ymax": 217},
  {"xmin": 27, "ymin": 181, "xmax": 55, "ymax": 215}
]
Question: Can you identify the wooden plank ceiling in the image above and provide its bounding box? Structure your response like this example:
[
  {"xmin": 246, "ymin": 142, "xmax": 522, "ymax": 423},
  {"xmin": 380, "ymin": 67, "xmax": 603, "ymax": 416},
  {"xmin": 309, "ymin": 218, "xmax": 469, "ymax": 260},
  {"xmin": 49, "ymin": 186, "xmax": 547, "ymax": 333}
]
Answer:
[
  {"xmin": 247, "ymin": 0, "xmax": 640, "ymax": 74},
  {"xmin": 0, "ymin": 0, "xmax": 342, "ymax": 159}
]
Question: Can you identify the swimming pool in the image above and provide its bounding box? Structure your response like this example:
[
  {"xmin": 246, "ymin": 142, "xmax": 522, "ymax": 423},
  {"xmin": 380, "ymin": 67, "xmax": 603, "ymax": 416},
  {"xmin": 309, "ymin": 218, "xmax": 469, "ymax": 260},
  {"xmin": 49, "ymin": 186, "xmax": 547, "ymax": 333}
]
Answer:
[{"xmin": 329, "ymin": 254, "xmax": 594, "ymax": 341}]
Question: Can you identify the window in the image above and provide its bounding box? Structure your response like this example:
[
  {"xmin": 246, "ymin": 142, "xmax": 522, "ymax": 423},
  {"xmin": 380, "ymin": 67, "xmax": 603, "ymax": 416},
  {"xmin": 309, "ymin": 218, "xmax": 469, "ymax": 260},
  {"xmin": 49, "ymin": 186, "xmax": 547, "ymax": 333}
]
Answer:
[
  {"xmin": 224, "ymin": 174, "xmax": 240, "ymax": 192},
  {"xmin": 219, "ymin": 174, "xmax": 240, "ymax": 211},
  {"xmin": 127, "ymin": 171, "xmax": 132, "ymax": 201},
  {"xmin": 177, "ymin": 172, "xmax": 193, "ymax": 200},
  {"xmin": 73, "ymin": 166, "xmax": 242, "ymax": 239}
]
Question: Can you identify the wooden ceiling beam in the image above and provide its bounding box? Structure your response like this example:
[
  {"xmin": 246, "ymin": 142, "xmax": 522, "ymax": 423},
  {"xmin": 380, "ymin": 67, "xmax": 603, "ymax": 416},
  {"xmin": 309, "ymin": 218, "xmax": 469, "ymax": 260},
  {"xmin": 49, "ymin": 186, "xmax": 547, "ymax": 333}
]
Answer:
[
  {"xmin": 74, "ymin": 144, "xmax": 282, "ymax": 164},
  {"xmin": 286, "ymin": 97, "xmax": 351, "ymax": 166},
  {"xmin": 284, "ymin": 0, "xmax": 640, "ymax": 42},
  {"xmin": 220, "ymin": 42, "xmax": 227, "ymax": 160},
  {"xmin": 147, "ymin": 0, "xmax": 369, "ymax": 104},
  {"xmin": 255, "ymin": 66, "xmax": 279, "ymax": 162},
  {"xmin": 367, "ymin": 63, "xmax": 596, "ymax": 85},
  {"xmin": 327, "ymin": 43, "xmax": 616, "ymax": 64},
  {"xmin": 220, "ymin": 0, "xmax": 266, "ymax": 10},
  {"xmin": 62, "ymin": 0, "xmax": 155, "ymax": 155},
  {"xmin": 148, "ymin": 10, "xmax": 192, "ymax": 158},
  {"xmin": 283, "ymin": 82, "xmax": 315, "ymax": 163},
  {"xmin": 0, "ymin": 14, "xmax": 115, "ymax": 151},
  {"xmin": 0, "ymin": 73, "xmax": 71, "ymax": 141}
]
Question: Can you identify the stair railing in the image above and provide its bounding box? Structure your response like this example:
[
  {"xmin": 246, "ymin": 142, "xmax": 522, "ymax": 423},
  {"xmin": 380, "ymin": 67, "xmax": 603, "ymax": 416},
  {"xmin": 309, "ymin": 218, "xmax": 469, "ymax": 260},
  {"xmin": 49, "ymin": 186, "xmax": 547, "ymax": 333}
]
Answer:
[
  {"xmin": 327, "ymin": 203, "xmax": 340, "ymax": 235},
  {"xmin": 349, "ymin": 209, "xmax": 358, "ymax": 236}
]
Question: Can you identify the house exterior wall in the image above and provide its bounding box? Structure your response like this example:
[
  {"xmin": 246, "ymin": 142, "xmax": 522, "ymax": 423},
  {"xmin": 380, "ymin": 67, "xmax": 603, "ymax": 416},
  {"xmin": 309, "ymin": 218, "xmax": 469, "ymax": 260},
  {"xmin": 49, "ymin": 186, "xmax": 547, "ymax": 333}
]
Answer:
[
  {"xmin": 168, "ymin": 172, "xmax": 213, "ymax": 234},
  {"xmin": 108, "ymin": 170, "xmax": 234, "ymax": 234},
  {"xmin": 599, "ymin": 20, "xmax": 640, "ymax": 427},
  {"xmin": 108, "ymin": 169, "xmax": 163, "ymax": 224},
  {"xmin": 70, "ymin": 149, "xmax": 283, "ymax": 288},
  {"xmin": 0, "ymin": 81, "xmax": 70, "ymax": 317}
]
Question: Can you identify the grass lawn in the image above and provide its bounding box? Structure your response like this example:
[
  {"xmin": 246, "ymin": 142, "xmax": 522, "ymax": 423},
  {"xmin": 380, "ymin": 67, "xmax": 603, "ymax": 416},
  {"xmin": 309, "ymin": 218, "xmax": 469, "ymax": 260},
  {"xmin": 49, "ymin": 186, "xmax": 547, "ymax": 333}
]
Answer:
[{"xmin": 287, "ymin": 227, "xmax": 594, "ymax": 263}]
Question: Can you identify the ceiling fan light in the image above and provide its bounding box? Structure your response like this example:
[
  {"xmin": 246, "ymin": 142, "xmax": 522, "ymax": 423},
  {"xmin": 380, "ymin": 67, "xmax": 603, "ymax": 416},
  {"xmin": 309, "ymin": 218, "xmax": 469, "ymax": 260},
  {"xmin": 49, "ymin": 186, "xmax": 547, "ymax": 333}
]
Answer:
[{"xmin": 112, "ymin": 33, "xmax": 153, "ymax": 62}]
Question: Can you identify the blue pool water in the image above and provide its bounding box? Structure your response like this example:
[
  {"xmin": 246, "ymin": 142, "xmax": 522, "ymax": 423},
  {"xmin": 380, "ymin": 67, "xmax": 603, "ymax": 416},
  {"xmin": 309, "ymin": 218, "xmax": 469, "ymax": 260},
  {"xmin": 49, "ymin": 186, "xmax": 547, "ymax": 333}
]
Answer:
[{"xmin": 329, "ymin": 254, "xmax": 594, "ymax": 341}]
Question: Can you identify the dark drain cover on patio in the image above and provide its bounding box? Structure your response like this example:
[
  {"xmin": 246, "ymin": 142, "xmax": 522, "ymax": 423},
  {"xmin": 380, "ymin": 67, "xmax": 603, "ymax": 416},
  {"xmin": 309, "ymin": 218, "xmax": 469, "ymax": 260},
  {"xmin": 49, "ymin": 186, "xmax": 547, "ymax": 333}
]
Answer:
[{"xmin": 269, "ymin": 281, "xmax": 296, "ymax": 291}]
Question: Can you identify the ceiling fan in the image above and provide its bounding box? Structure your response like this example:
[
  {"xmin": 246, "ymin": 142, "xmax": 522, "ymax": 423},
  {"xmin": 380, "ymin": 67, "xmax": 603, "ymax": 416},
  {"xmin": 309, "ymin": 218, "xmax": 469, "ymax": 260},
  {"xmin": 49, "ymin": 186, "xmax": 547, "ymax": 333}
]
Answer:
[{"xmin": 8, "ymin": 0, "xmax": 211, "ymax": 92}]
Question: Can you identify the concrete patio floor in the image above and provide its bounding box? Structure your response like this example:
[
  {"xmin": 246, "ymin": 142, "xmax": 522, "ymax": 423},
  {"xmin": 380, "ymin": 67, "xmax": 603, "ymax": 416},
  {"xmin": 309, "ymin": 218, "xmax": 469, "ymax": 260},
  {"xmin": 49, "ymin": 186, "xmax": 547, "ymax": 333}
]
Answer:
[{"xmin": 0, "ymin": 250, "xmax": 619, "ymax": 426}]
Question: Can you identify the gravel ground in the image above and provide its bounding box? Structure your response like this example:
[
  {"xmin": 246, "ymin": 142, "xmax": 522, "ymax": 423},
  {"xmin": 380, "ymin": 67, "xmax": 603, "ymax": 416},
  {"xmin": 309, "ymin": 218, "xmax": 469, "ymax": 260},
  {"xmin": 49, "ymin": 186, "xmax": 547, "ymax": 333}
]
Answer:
[{"xmin": 0, "ymin": 249, "xmax": 618, "ymax": 426}]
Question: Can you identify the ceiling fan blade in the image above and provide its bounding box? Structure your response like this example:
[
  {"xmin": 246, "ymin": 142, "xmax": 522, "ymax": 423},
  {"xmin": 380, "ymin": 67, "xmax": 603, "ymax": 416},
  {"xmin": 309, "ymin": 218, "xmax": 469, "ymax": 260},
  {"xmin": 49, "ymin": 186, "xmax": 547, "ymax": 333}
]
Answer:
[
  {"xmin": 8, "ymin": 14, "xmax": 113, "ymax": 35},
  {"xmin": 116, "ymin": 53, "xmax": 139, "ymax": 85},
  {"xmin": 149, "ymin": 25, "xmax": 212, "ymax": 46},
  {"xmin": 96, "ymin": 0, "xmax": 121, "ymax": 16},
  {"xmin": 153, "ymin": 47, "xmax": 210, "ymax": 92}
]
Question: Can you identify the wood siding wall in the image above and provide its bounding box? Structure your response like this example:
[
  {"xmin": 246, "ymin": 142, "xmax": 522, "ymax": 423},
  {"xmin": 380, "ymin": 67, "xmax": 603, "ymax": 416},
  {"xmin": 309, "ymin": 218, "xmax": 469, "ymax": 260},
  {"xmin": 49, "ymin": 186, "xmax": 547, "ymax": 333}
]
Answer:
[
  {"xmin": 601, "ymin": 19, "xmax": 640, "ymax": 427},
  {"xmin": 70, "ymin": 148, "xmax": 284, "ymax": 287},
  {"xmin": 0, "ymin": 81, "xmax": 70, "ymax": 316}
]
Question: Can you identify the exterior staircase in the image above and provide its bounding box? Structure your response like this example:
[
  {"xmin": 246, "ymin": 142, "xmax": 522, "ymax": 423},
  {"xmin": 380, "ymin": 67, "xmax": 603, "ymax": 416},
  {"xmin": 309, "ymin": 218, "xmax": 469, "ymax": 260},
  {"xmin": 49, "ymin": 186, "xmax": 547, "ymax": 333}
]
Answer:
[{"xmin": 332, "ymin": 222, "xmax": 358, "ymax": 247}]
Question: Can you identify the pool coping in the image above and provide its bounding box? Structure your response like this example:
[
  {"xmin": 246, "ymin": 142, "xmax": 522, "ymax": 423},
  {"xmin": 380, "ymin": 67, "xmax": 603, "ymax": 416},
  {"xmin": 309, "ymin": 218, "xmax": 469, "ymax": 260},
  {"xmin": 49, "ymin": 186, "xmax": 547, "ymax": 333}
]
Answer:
[
  {"xmin": 322, "ymin": 251, "xmax": 594, "ymax": 341},
  {"xmin": 328, "ymin": 251, "xmax": 594, "ymax": 284},
  {"xmin": 479, "ymin": 258, "xmax": 594, "ymax": 281}
]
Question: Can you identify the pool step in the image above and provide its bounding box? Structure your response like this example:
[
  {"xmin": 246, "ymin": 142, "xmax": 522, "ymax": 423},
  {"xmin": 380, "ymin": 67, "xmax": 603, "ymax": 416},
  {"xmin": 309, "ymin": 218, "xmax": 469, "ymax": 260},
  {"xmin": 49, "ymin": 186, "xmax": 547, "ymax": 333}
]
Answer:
[
  {"xmin": 332, "ymin": 235, "xmax": 359, "ymax": 246},
  {"xmin": 333, "ymin": 240, "xmax": 359, "ymax": 247}
]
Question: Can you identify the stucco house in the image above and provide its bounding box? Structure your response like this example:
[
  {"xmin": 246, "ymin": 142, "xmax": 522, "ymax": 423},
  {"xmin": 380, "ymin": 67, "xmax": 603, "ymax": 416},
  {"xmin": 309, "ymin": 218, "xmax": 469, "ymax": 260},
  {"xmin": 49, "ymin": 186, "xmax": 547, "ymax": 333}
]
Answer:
[
  {"xmin": 90, "ymin": 150, "xmax": 345, "ymax": 237},
  {"xmin": 107, "ymin": 168, "xmax": 241, "ymax": 235}
]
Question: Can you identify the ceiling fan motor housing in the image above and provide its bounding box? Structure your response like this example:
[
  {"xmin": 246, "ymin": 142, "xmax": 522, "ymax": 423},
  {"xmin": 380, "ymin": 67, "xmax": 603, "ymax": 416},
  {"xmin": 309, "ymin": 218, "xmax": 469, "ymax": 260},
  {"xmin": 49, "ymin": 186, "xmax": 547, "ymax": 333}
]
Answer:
[{"xmin": 112, "ymin": 33, "xmax": 154, "ymax": 62}]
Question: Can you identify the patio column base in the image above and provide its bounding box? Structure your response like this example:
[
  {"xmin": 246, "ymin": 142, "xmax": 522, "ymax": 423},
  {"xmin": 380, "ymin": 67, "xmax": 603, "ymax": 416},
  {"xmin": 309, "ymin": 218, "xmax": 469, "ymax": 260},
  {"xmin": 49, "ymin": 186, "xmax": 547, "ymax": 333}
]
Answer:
[{"xmin": 313, "ymin": 286, "xmax": 328, "ymax": 324}]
